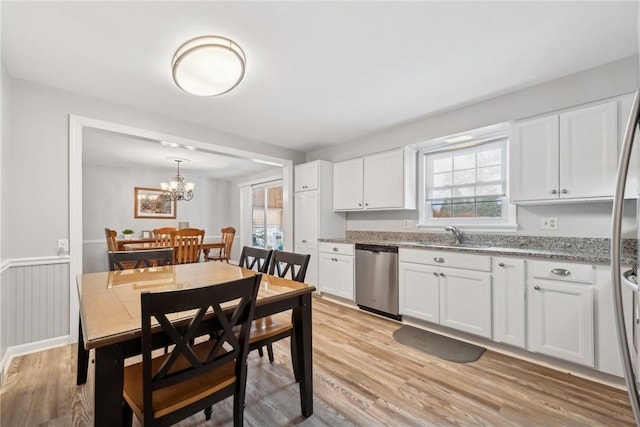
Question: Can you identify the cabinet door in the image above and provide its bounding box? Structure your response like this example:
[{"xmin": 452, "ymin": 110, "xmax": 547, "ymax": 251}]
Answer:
[
  {"xmin": 333, "ymin": 158, "xmax": 364, "ymax": 210},
  {"xmin": 363, "ymin": 150, "xmax": 405, "ymax": 209},
  {"xmin": 294, "ymin": 191, "xmax": 318, "ymax": 244},
  {"xmin": 559, "ymin": 101, "xmax": 618, "ymax": 199},
  {"xmin": 319, "ymin": 253, "xmax": 354, "ymax": 300},
  {"xmin": 439, "ymin": 267, "xmax": 492, "ymax": 338},
  {"xmin": 294, "ymin": 162, "xmax": 319, "ymax": 192},
  {"xmin": 510, "ymin": 115, "xmax": 559, "ymax": 202},
  {"xmin": 529, "ymin": 279, "xmax": 594, "ymax": 367},
  {"xmin": 295, "ymin": 243, "xmax": 318, "ymax": 286},
  {"xmin": 398, "ymin": 262, "xmax": 439, "ymax": 322},
  {"xmin": 493, "ymin": 257, "xmax": 525, "ymax": 348}
]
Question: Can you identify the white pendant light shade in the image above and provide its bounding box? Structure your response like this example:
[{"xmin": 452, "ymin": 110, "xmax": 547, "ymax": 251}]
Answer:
[{"xmin": 172, "ymin": 36, "xmax": 246, "ymax": 96}]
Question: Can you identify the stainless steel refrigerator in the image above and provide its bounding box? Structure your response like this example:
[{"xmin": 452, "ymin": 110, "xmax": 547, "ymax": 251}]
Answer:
[{"xmin": 611, "ymin": 90, "xmax": 640, "ymax": 426}]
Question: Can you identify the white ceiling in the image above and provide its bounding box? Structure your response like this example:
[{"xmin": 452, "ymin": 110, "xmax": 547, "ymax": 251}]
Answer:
[{"xmin": 2, "ymin": 1, "xmax": 639, "ymax": 156}]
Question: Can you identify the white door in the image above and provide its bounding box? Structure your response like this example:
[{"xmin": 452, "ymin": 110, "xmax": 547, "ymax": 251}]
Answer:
[
  {"xmin": 398, "ymin": 262, "xmax": 440, "ymax": 322},
  {"xmin": 294, "ymin": 162, "xmax": 319, "ymax": 192},
  {"xmin": 529, "ymin": 279, "xmax": 594, "ymax": 367},
  {"xmin": 333, "ymin": 158, "xmax": 364, "ymax": 210},
  {"xmin": 363, "ymin": 150, "xmax": 405, "ymax": 209},
  {"xmin": 559, "ymin": 101, "xmax": 618, "ymax": 199},
  {"xmin": 510, "ymin": 115, "xmax": 559, "ymax": 202},
  {"xmin": 294, "ymin": 191, "xmax": 318, "ymax": 244},
  {"xmin": 493, "ymin": 257, "xmax": 526, "ymax": 348},
  {"xmin": 439, "ymin": 267, "xmax": 492, "ymax": 338},
  {"xmin": 319, "ymin": 253, "xmax": 354, "ymax": 300}
]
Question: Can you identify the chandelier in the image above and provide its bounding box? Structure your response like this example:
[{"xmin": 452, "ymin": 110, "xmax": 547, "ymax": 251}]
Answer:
[{"xmin": 160, "ymin": 159, "xmax": 195, "ymax": 201}]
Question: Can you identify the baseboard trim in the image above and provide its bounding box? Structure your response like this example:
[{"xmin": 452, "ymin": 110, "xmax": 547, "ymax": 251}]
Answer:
[{"xmin": 1, "ymin": 335, "xmax": 71, "ymax": 377}]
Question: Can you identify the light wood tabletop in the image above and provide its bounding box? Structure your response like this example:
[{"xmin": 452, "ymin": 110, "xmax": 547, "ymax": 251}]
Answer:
[{"xmin": 76, "ymin": 261, "xmax": 316, "ymax": 426}]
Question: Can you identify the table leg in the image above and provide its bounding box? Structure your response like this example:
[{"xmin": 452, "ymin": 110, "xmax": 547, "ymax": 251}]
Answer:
[
  {"xmin": 293, "ymin": 293, "xmax": 313, "ymax": 417},
  {"xmin": 76, "ymin": 319, "xmax": 89, "ymax": 385},
  {"xmin": 94, "ymin": 344, "xmax": 126, "ymax": 427}
]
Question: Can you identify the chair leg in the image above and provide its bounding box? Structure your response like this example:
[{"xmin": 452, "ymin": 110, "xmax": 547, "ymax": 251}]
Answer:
[
  {"xmin": 267, "ymin": 344, "xmax": 275, "ymax": 363},
  {"xmin": 204, "ymin": 406, "xmax": 212, "ymax": 421},
  {"xmin": 122, "ymin": 400, "xmax": 133, "ymax": 426},
  {"xmin": 257, "ymin": 346, "xmax": 264, "ymax": 358},
  {"xmin": 76, "ymin": 320, "xmax": 90, "ymax": 385},
  {"xmin": 290, "ymin": 334, "xmax": 300, "ymax": 383}
]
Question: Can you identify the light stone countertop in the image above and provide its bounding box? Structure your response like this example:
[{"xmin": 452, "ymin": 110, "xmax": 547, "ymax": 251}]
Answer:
[{"xmin": 319, "ymin": 237, "xmax": 637, "ymax": 265}]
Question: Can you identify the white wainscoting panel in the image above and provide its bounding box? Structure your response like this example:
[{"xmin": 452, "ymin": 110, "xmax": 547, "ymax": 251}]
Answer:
[{"xmin": 1, "ymin": 261, "xmax": 69, "ymax": 351}]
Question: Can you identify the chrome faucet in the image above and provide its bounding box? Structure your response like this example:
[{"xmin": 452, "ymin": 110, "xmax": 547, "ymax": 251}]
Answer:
[{"xmin": 444, "ymin": 225, "xmax": 463, "ymax": 245}]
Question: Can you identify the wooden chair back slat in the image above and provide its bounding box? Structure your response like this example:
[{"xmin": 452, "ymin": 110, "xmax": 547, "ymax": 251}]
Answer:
[
  {"xmin": 238, "ymin": 246, "xmax": 272, "ymax": 273},
  {"xmin": 153, "ymin": 227, "xmax": 177, "ymax": 247},
  {"xmin": 171, "ymin": 228, "xmax": 205, "ymax": 264}
]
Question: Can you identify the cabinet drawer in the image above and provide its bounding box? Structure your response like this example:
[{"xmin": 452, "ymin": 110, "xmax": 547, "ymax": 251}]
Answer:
[
  {"xmin": 319, "ymin": 242, "xmax": 354, "ymax": 256},
  {"xmin": 530, "ymin": 260, "xmax": 592, "ymax": 284},
  {"xmin": 399, "ymin": 248, "xmax": 491, "ymax": 272}
]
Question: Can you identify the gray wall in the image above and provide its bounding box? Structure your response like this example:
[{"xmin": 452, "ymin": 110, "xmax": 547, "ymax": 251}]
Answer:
[
  {"xmin": 0, "ymin": 1, "xmax": 7, "ymax": 361},
  {"xmin": 307, "ymin": 56, "xmax": 640, "ymax": 238},
  {"xmin": 82, "ymin": 163, "xmax": 232, "ymax": 272},
  {"xmin": 8, "ymin": 77, "xmax": 305, "ymax": 259}
]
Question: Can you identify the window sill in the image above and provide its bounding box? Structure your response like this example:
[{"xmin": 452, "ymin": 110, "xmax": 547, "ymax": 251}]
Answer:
[{"xmin": 417, "ymin": 223, "xmax": 518, "ymax": 233}]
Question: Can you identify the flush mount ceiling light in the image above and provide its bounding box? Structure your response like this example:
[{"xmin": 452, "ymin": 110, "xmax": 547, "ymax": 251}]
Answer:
[{"xmin": 171, "ymin": 35, "xmax": 246, "ymax": 96}]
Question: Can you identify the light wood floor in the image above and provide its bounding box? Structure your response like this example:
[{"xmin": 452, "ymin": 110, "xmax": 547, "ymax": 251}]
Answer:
[{"xmin": 1, "ymin": 296, "xmax": 635, "ymax": 426}]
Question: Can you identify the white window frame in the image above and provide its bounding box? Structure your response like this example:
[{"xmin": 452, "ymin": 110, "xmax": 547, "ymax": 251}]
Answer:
[{"xmin": 418, "ymin": 137, "xmax": 517, "ymax": 232}]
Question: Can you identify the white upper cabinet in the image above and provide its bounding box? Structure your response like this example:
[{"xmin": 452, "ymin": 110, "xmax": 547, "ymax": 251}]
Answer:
[
  {"xmin": 333, "ymin": 148, "xmax": 416, "ymax": 211},
  {"xmin": 510, "ymin": 100, "xmax": 618, "ymax": 202},
  {"xmin": 294, "ymin": 161, "xmax": 320, "ymax": 192}
]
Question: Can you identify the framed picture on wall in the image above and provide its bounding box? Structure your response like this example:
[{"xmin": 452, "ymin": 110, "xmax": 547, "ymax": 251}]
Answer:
[{"xmin": 134, "ymin": 187, "xmax": 176, "ymax": 219}]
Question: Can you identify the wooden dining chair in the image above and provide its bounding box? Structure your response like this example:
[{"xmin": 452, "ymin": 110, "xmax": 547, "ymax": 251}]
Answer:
[
  {"xmin": 108, "ymin": 249, "xmax": 174, "ymax": 271},
  {"xmin": 105, "ymin": 228, "xmax": 118, "ymax": 251},
  {"xmin": 207, "ymin": 227, "xmax": 236, "ymax": 263},
  {"xmin": 152, "ymin": 227, "xmax": 176, "ymax": 247},
  {"xmin": 172, "ymin": 228, "xmax": 205, "ymax": 264},
  {"xmin": 122, "ymin": 274, "xmax": 261, "ymax": 427},
  {"xmin": 237, "ymin": 246, "xmax": 272, "ymax": 273},
  {"xmin": 251, "ymin": 250, "xmax": 310, "ymax": 372}
]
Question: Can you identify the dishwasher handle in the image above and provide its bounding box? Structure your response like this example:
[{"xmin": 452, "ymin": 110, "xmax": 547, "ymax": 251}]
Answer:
[{"xmin": 355, "ymin": 244, "xmax": 398, "ymax": 254}]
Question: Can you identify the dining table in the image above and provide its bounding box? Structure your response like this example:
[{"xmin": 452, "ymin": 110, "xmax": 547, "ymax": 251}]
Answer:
[
  {"xmin": 122, "ymin": 240, "xmax": 226, "ymax": 260},
  {"xmin": 76, "ymin": 261, "xmax": 315, "ymax": 427}
]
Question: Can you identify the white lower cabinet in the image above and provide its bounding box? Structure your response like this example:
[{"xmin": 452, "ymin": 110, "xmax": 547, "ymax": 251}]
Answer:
[
  {"xmin": 493, "ymin": 257, "xmax": 526, "ymax": 348},
  {"xmin": 398, "ymin": 262, "xmax": 439, "ymax": 322},
  {"xmin": 318, "ymin": 242, "xmax": 354, "ymax": 300},
  {"xmin": 528, "ymin": 260, "xmax": 594, "ymax": 367},
  {"xmin": 439, "ymin": 267, "xmax": 492, "ymax": 339},
  {"xmin": 398, "ymin": 249, "xmax": 492, "ymax": 339}
]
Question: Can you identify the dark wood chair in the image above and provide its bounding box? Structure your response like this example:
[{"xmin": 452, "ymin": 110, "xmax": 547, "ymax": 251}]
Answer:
[
  {"xmin": 108, "ymin": 249, "xmax": 174, "ymax": 271},
  {"xmin": 171, "ymin": 228, "xmax": 205, "ymax": 264},
  {"xmin": 208, "ymin": 227, "xmax": 236, "ymax": 263},
  {"xmin": 122, "ymin": 274, "xmax": 261, "ymax": 427},
  {"xmin": 237, "ymin": 246, "xmax": 272, "ymax": 273},
  {"xmin": 251, "ymin": 250, "xmax": 310, "ymax": 371}
]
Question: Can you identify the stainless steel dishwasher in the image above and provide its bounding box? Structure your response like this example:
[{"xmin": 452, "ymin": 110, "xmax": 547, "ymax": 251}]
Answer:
[{"xmin": 355, "ymin": 244, "xmax": 400, "ymax": 320}]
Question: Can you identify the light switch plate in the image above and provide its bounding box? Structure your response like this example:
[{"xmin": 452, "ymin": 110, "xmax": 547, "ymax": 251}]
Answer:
[
  {"xmin": 540, "ymin": 217, "xmax": 558, "ymax": 230},
  {"xmin": 57, "ymin": 239, "xmax": 69, "ymax": 255}
]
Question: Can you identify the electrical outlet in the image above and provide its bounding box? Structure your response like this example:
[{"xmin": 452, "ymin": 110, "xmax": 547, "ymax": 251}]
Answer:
[
  {"xmin": 402, "ymin": 219, "xmax": 413, "ymax": 228},
  {"xmin": 540, "ymin": 217, "xmax": 558, "ymax": 230},
  {"xmin": 57, "ymin": 239, "xmax": 69, "ymax": 255}
]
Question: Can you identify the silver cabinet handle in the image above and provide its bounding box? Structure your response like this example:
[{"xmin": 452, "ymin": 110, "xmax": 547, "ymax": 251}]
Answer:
[
  {"xmin": 433, "ymin": 272, "xmax": 438, "ymax": 277},
  {"xmin": 551, "ymin": 268, "xmax": 571, "ymax": 276},
  {"xmin": 551, "ymin": 189, "xmax": 558, "ymax": 194},
  {"xmin": 561, "ymin": 189, "xmax": 568, "ymax": 194},
  {"xmin": 365, "ymin": 203, "xmax": 369, "ymax": 206},
  {"xmin": 434, "ymin": 257, "xmax": 445, "ymax": 263},
  {"xmin": 333, "ymin": 247, "xmax": 339, "ymax": 252},
  {"xmin": 358, "ymin": 203, "xmax": 362, "ymax": 207},
  {"xmin": 302, "ymin": 239, "xmax": 307, "ymax": 243},
  {"xmin": 534, "ymin": 285, "xmax": 541, "ymax": 290},
  {"xmin": 439, "ymin": 272, "xmax": 445, "ymax": 277},
  {"xmin": 498, "ymin": 262, "xmax": 505, "ymax": 267}
]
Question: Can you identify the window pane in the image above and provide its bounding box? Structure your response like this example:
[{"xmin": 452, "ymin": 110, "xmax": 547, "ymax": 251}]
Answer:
[
  {"xmin": 477, "ymin": 165, "xmax": 501, "ymax": 182},
  {"xmin": 454, "ymin": 153, "xmax": 475, "ymax": 170},
  {"xmin": 431, "ymin": 202, "xmax": 452, "ymax": 218},
  {"xmin": 433, "ymin": 172, "xmax": 452, "ymax": 187},
  {"xmin": 452, "ymin": 200, "xmax": 475, "ymax": 218},
  {"xmin": 432, "ymin": 188, "xmax": 451, "ymax": 199},
  {"xmin": 453, "ymin": 169, "xmax": 476, "ymax": 185},
  {"xmin": 476, "ymin": 184, "xmax": 503, "ymax": 196},
  {"xmin": 433, "ymin": 157, "xmax": 452, "ymax": 173},
  {"xmin": 477, "ymin": 199, "xmax": 503, "ymax": 218},
  {"xmin": 477, "ymin": 149, "xmax": 501, "ymax": 167},
  {"xmin": 452, "ymin": 186, "xmax": 474, "ymax": 197}
]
